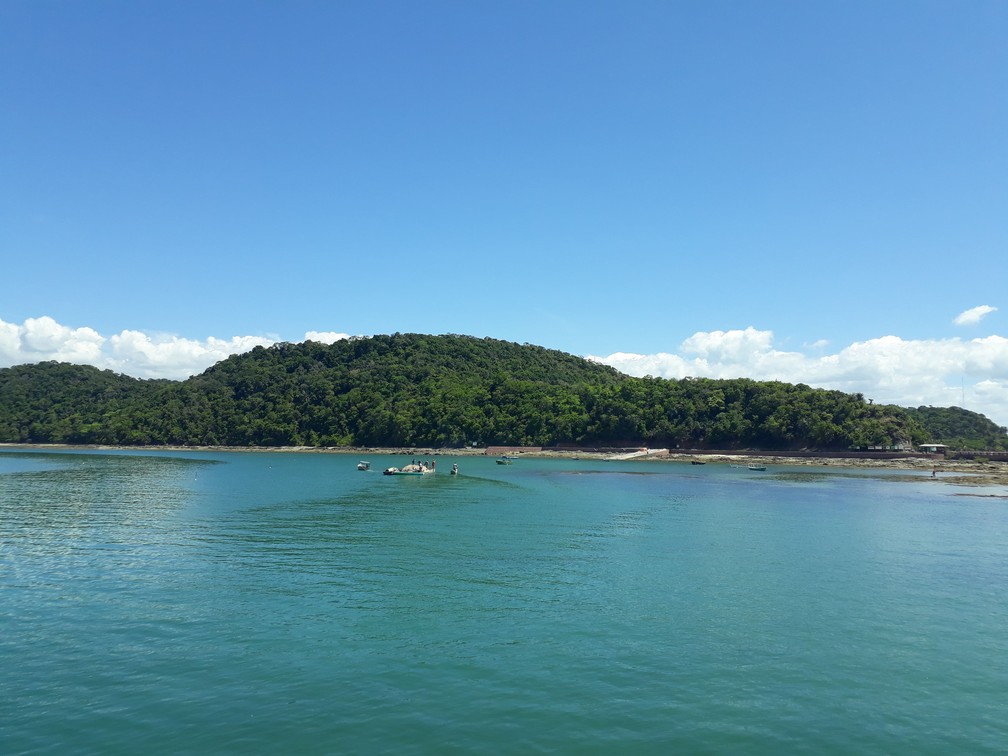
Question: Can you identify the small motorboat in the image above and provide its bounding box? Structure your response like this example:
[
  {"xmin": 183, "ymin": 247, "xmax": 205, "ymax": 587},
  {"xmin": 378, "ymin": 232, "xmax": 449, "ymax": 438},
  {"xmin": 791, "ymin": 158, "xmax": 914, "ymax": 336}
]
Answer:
[
  {"xmin": 385, "ymin": 461, "xmax": 435, "ymax": 476},
  {"xmin": 357, "ymin": 461, "xmax": 371, "ymax": 471},
  {"xmin": 451, "ymin": 463, "xmax": 459, "ymax": 475}
]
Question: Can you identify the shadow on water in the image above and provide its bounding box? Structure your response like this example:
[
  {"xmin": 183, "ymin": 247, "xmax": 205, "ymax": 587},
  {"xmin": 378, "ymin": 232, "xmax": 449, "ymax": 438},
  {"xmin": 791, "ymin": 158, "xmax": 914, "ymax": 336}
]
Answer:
[
  {"xmin": 768, "ymin": 467, "xmax": 952, "ymax": 486},
  {"xmin": 191, "ymin": 466, "xmax": 522, "ymax": 573}
]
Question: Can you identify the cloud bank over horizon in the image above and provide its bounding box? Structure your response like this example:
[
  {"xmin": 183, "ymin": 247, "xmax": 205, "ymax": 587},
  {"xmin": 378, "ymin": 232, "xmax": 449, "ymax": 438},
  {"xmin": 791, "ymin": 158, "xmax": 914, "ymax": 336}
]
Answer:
[
  {"xmin": 0, "ymin": 317, "xmax": 283, "ymax": 381},
  {"xmin": 588, "ymin": 326, "xmax": 1008, "ymax": 429},
  {"xmin": 2, "ymin": 316, "xmax": 1006, "ymax": 428}
]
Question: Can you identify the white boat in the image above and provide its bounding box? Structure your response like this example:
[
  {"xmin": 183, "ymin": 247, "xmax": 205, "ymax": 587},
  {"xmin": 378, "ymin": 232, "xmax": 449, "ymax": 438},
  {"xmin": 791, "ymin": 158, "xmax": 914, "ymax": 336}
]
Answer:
[
  {"xmin": 384, "ymin": 461, "xmax": 435, "ymax": 476},
  {"xmin": 357, "ymin": 461, "xmax": 370, "ymax": 471},
  {"xmin": 747, "ymin": 464, "xmax": 767, "ymax": 471},
  {"xmin": 451, "ymin": 463, "xmax": 459, "ymax": 475},
  {"xmin": 496, "ymin": 455, "xmax": 516, "ymax": 465}
]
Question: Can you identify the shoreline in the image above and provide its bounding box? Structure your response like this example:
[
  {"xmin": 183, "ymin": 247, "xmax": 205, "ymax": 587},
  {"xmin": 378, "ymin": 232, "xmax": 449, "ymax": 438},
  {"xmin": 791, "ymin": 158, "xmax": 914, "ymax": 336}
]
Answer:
[{"xmin": 3, "ymin": 442, "xmax": 1007, "ymax": 488}]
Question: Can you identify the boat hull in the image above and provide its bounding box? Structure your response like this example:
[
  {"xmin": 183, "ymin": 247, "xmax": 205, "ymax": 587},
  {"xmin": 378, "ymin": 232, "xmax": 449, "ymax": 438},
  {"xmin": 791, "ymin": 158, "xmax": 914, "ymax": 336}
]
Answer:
[{"xmin": 384, "ymin": 466, "xmax": 435, "ymax": 476}]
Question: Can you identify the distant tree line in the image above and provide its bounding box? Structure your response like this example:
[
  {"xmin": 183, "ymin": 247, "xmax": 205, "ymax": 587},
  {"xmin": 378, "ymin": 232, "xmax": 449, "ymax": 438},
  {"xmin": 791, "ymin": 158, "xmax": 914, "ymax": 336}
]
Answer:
[
  {"xmin": 1, "ymin": 333, "xmax": 1004, "ymax": 451},
  {"xmin": 904, "ymin": 405, "xmax": 1008, "ymax": 451}
]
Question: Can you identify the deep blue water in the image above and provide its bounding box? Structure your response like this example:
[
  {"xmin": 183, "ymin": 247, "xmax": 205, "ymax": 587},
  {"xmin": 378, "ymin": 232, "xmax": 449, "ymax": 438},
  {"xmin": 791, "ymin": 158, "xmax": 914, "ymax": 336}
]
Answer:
[{"xmin": 2, "ymin": 448, "xmax": 1007, "ymax": 754}]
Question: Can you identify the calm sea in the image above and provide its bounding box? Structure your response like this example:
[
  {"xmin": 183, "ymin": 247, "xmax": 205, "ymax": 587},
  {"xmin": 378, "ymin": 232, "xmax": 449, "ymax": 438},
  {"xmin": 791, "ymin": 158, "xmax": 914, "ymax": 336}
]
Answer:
[{"xmin": 2, "ymin": 448, "xmax": 1006, "ymax": 754}]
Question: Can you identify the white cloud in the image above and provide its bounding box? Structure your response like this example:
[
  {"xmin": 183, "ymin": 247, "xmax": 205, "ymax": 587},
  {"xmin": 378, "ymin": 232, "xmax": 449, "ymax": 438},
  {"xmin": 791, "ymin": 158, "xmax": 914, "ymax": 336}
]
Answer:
[
  {"xmin": 0, "ymin": 318, "xmax": 362, "ymax": 380},
  {"xmin": 304, "ymin": 331, "xmax": 351, "ymax": 345},
  {"xmin": 954, "ymin": 305, "xmax": 997, "ymax": 326},
  {"xmin": 589, "ymin": 328, "xmax": 1008, "ymax": 428},
  {"xmin": 19, "ymin": 316, "xmax": 106, "ymax": 364},
  {"xmin": 681, "ymin": 326, "xmax": 775, "ymax": 360},
  {"xmin": 0, "ymin": 316, "xmax": 277, "ymax": 380},
  {"xmin": 0, "ymin": 319, "xmax": 24, "ymax": 361},
  {"xmin": 106, "ymin": 331, "xmax": 277, "ymax": 379}
]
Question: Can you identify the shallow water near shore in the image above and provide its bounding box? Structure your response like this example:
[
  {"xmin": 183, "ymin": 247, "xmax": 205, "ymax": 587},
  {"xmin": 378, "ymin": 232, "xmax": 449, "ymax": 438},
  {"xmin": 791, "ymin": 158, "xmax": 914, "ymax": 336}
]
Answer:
[{"xmin": 2, "ymin": 448, "xmax": 1006, "ymax": 754}]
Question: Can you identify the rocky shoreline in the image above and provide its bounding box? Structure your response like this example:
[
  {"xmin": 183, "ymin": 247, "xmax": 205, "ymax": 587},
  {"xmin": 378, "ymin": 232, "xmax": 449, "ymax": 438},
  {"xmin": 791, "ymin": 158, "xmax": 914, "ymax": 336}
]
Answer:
[
  {"xmin": 526, "ymin": 448, "xmax": 1008, "ymax": 487},
  {"xmin": 3, "ymin": 442, "xmax": 1007, "ymax": 489}
]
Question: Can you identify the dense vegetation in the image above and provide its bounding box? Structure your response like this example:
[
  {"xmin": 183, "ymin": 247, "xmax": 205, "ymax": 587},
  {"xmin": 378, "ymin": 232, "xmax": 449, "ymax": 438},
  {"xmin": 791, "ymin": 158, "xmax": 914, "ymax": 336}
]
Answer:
[
  {"xmin": 905, "ymin": 405, "xmax": 1008, "ymax": 451},
  {"xmin": 1, "ymin": 333, "xmax": 1004, "ymax": 451}
]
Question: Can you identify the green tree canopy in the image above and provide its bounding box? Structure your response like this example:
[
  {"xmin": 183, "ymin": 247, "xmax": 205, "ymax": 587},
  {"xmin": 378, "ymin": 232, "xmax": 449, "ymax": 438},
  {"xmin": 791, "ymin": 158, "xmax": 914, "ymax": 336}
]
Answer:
[{"xmin": 2, "ymin": 334, "xmax": 1003, "ymax": 451}]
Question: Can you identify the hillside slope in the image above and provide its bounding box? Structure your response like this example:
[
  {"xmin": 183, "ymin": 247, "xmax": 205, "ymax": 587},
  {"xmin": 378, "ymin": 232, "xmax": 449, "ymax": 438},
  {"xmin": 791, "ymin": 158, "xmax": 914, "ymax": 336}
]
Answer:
[
  {"xmin": 3, "ymin": 333, "xmax": 1001, "ymax": 450},
  {"xmin": 905, "ymin": 405, "xmax": 1008, "ymax": 450}
]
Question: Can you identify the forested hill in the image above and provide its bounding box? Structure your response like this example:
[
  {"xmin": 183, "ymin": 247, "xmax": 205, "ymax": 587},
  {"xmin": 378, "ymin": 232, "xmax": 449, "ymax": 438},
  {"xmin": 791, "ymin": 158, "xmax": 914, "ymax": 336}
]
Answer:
[
  {"xmin": 905, "ymin": 405, "xmax": 1008, "ymax": 451},
  {"xmin": 1, "ymin": 333, "xmax": 1004, "ymax": 451}
]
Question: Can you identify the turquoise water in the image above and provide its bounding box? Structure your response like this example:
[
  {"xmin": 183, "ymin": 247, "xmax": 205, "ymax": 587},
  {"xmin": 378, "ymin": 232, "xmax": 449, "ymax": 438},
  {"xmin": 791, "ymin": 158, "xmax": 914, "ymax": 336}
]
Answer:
[{"xmin": 2, "ymin": 449, "xmax": 1006, "ymax": 754}]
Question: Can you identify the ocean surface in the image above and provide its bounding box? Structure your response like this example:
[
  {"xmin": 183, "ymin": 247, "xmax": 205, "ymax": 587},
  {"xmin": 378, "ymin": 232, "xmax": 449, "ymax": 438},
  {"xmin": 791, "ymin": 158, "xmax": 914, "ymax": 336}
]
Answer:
[{"xmin": 2, "ymin": 448, "xmax": 1006, "ymax": 754}]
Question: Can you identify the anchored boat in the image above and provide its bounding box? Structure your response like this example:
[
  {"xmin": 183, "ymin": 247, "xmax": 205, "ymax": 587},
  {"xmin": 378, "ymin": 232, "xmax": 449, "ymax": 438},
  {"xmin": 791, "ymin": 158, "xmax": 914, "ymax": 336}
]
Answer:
[{"xmin": 383, "ymin": 461, "xmax": 436, "ymax": 476}]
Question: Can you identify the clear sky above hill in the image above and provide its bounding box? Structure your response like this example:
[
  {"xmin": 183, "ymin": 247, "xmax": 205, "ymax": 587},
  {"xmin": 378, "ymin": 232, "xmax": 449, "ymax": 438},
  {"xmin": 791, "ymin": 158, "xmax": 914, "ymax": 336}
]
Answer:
[{"xmin": 2, "ymin": 1, "xmax": 1006, "ymax": 426}]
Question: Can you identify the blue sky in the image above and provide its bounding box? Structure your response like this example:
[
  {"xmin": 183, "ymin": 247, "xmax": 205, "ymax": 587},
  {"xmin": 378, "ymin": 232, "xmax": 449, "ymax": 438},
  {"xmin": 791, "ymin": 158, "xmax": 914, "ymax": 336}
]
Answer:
[{"xmin": 2, "ymin": 1, "xmax": 1006, "ymax": 427}]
